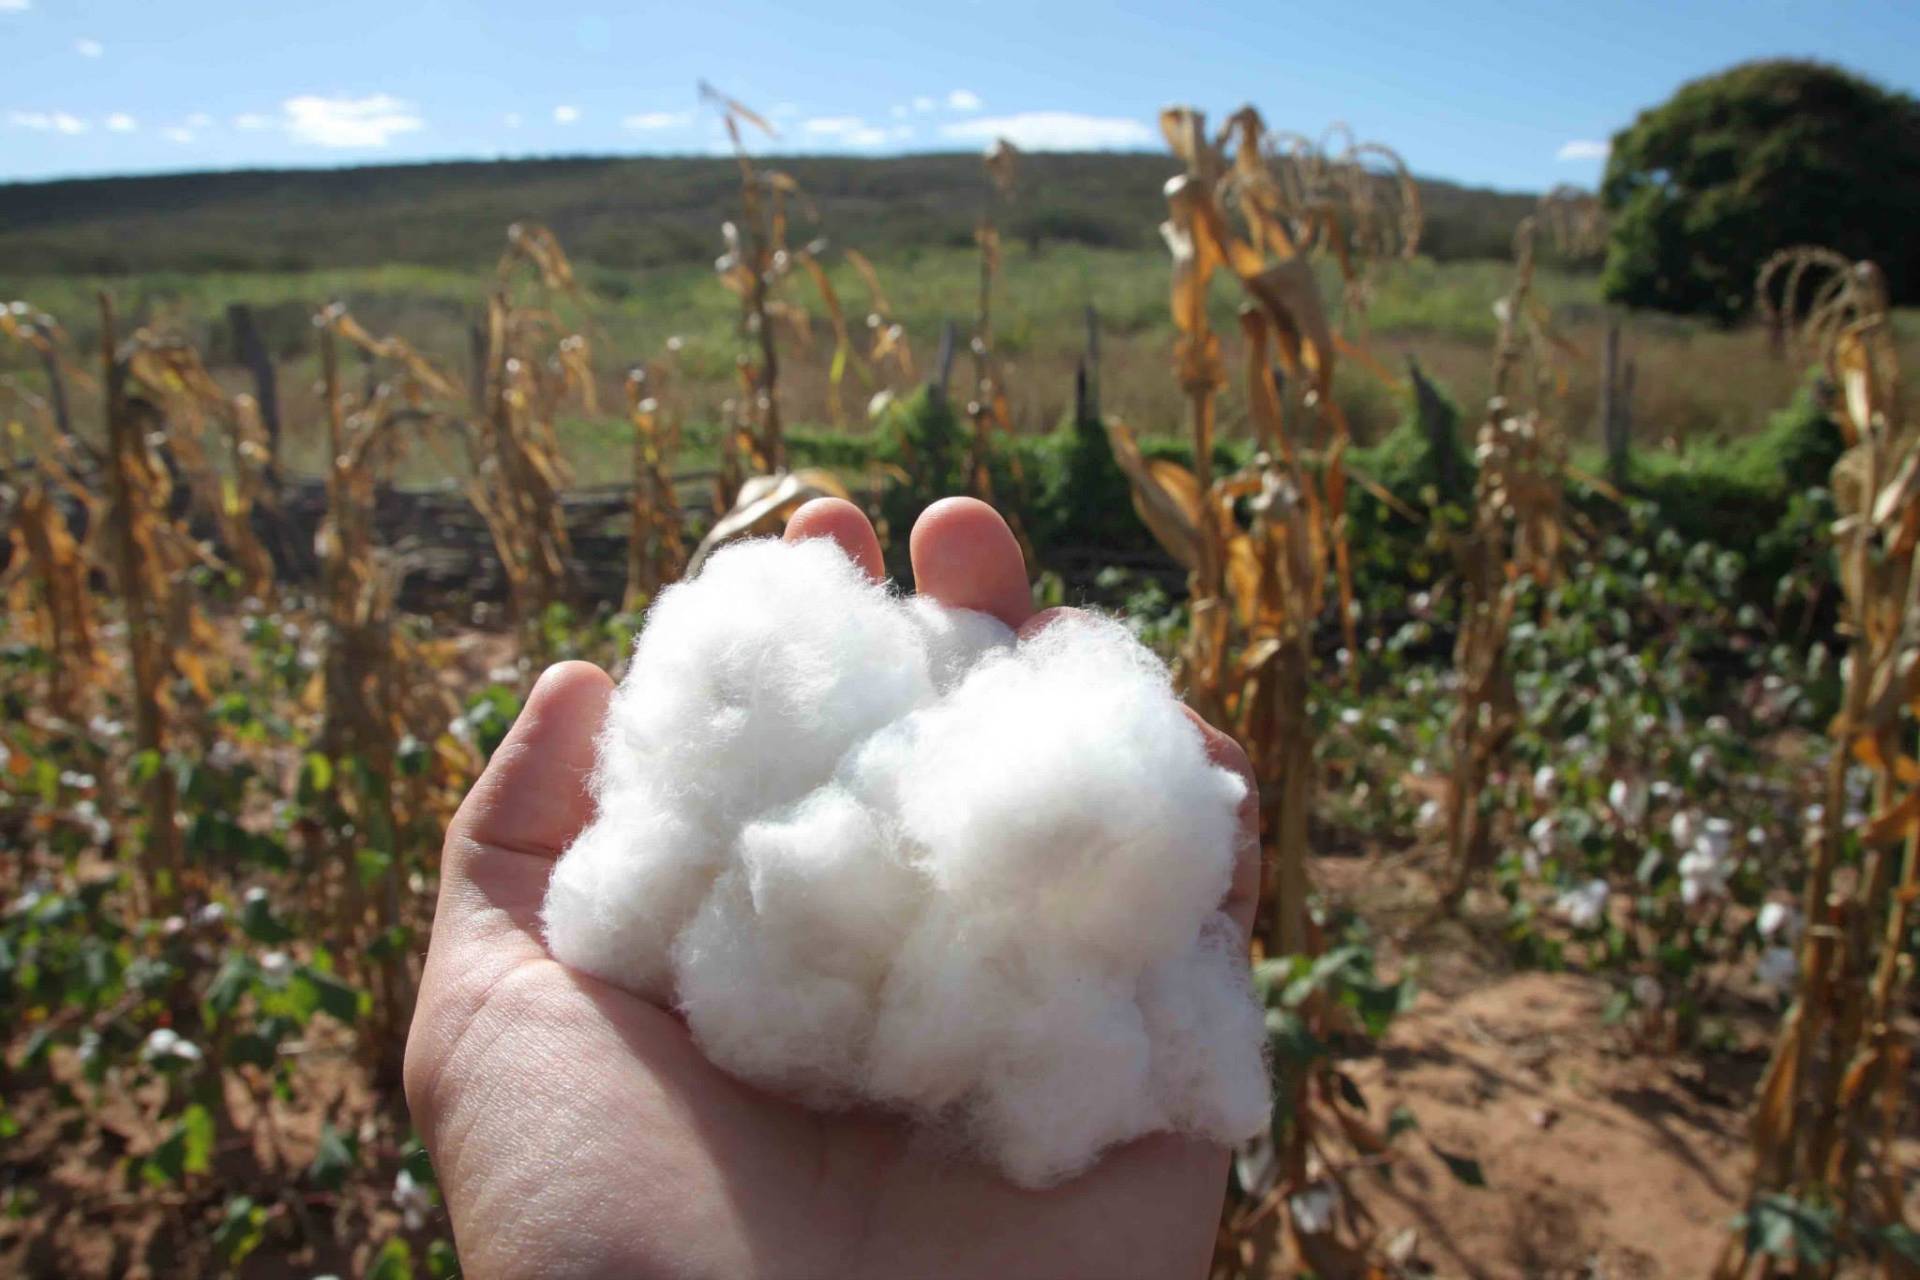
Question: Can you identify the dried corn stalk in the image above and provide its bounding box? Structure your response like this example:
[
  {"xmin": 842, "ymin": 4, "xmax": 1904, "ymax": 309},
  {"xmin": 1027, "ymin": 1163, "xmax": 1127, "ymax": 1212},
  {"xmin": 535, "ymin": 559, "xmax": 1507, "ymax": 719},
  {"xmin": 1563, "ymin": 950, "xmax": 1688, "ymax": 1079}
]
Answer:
[
  {"xmin": 1720, "ymin": 253, "xmax": 1915, "ymax": 1278},
  {"xmin": 965, "ymin": 139, "xmax": 1021, "ymax": 503},
  {"xmin": 1112, "ymin": 109, "xmax": 1431, "ymax": 1271},
  {"xmin": 99, "ymin": 296, "xmax": 222, "ymax": 902},
  {"xmin": 625, "ymin": 356, "xmax": 686, "ymax": 608},
  {"xmin": 314, "ymin": 312, "xmax": 474, "ymax": 1068},
  {"xmin": 1123, "ymin": 104, "xmax": 1402, "ymax": 955},
  {"xmin": 845, "ymin": 247, "xmax": 915, "ymax": 385},
  {"xmin": 122, "ymin": 334, "xmax": 277, "ymax": 597},
  {"xmin": 474, "ymin": 224, "xmax": 593, "ymax": 627},
  {"xmin": 1, "ymin": 321, "xmax": 102, "ymax": 719},
  {"xmin": 702, "ymin": 85, "xmax": 887, "ymax": 509},
  {"xmin": 1440, "ymin": 217, "xmax": 1570, "ymax": 905}
]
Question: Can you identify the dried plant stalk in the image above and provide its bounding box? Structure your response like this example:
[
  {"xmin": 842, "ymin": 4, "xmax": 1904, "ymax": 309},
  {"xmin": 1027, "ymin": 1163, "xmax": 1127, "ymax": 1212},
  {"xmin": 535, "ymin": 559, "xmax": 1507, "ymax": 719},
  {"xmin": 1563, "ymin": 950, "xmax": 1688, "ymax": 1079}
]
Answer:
[
  {"xmin": 99, "ymin": 295, "xmax": 187, "ymax": 899},
  {"xmin": 625, "ymin": 358, "xmax": 686, "ymax": 608},
  {"xmin": 1720, "ymin": 252, "xmax": 1915, "ymax": 1278},
  {"xmin": 1440, "ymin": 214, "xmax": 1571, "ymax": 907}
]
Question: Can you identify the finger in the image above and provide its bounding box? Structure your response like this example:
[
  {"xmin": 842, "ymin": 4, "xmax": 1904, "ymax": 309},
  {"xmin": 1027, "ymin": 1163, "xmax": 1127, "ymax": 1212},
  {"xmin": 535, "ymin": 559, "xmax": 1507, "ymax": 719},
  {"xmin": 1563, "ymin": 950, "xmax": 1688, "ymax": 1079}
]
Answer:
[
  {"xmin": 784, "ymin": 496, "xmax": 885, "ymax": 583},
  {"xmin": 1183, "ymin": 707, "xmax": 1262, "ymax": 945},
  {"xmin": 1016, "ymin": 604, "xmax": 1088, "ymax": 641},
  {"xmin": 417, "ymin": 662, "xmax": 614, "ymax": 1067},
  {"xmin": 446, "ymin": 660, "xmax": 614, "ymax": 872},
  {"xmin": 910, "ymin": 496, "xmax": 1032, "ymax": 628}
]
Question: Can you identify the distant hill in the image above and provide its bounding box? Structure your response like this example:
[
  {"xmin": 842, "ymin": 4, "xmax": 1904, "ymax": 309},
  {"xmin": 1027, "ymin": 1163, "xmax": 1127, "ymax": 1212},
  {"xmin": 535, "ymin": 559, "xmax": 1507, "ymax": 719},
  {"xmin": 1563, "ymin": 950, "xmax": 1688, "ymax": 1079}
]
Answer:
[{"xmin": 0, "ymin": 152, "xmax": 1546, "ymax": 276}]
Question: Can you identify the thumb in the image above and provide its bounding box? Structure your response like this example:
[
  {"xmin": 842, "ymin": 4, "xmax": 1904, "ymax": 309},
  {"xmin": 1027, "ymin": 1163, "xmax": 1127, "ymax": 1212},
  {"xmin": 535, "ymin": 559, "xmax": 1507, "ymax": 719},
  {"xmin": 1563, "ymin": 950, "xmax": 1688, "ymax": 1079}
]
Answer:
[{"xmin": 432, "ymin": 660, "xmax": 614, "ymax": 955}]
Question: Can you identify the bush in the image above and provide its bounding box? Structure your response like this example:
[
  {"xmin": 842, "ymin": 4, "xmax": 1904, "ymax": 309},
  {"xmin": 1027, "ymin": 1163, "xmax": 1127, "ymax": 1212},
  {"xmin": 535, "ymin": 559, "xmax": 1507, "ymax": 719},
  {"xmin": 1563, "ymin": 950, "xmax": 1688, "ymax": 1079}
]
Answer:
[{"xmin": 1600, "ymin": 60, "xmax": 1920, "ymax": 319}]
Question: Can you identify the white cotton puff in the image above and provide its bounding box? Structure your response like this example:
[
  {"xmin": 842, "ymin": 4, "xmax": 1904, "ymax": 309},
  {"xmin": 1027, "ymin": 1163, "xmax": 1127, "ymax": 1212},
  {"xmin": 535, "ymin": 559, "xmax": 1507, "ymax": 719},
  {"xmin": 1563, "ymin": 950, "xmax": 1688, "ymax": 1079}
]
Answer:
[{"xmin": 540, "ymin": 536, "xmax": 1270, "ymax": 1186}]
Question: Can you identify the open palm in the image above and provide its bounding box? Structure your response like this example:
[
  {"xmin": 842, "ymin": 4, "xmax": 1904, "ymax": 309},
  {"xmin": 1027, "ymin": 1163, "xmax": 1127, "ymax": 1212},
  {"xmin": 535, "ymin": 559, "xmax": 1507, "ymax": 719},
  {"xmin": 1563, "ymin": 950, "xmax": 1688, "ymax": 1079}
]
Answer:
[{"xmin": 404, "ymin": 497, "xmax": 1261, "ymax": 1279}]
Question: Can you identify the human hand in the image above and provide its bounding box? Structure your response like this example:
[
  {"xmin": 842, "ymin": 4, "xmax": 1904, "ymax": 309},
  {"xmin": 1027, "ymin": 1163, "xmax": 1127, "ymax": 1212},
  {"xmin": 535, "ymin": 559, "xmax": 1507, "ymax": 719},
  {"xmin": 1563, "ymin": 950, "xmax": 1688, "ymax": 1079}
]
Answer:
[{"xmin": 405, "ymin": 497, "xmax": 1261, "ymax": 1279}]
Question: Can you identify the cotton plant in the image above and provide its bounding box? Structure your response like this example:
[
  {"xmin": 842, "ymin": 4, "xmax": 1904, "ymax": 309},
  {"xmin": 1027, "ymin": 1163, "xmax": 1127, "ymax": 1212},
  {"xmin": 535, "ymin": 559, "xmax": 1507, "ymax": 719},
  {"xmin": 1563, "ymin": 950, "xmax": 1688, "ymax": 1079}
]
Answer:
[{"xmin": 1477, "ymin": 516, "xmax": 1827, "ymax": 1045}]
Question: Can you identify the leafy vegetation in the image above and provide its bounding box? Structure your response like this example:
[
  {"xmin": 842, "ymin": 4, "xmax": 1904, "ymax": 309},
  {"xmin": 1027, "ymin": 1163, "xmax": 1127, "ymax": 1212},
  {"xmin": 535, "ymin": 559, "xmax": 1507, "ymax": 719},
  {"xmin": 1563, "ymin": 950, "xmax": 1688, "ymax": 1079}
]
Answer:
[
  {"xmin": 1601, "ymin": 59, "xmax": 1920, "ymax": 319},
  {"xmin": 4, "ymin": 86, "xmax": 1917, "ymax": 1279}
]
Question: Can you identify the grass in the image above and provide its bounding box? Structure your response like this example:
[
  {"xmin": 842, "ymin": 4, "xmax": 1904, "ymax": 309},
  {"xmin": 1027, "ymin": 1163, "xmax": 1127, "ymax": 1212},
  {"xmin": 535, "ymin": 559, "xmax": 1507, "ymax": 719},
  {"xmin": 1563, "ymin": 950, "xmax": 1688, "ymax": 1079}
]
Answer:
[{"xmin": 10, "ymin": 247, "xmax": 1918, "ymax": 491}]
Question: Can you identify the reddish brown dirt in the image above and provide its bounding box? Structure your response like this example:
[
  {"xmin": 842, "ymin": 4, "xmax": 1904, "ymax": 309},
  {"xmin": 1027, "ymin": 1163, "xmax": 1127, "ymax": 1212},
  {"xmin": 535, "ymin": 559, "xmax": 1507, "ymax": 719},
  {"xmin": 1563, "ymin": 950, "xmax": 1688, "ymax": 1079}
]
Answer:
[
  {"xmin": 1348, "ymin": 970, "xmax": 1748, "ymax": 1278},
  {"xmin": 5, "ymin": 841, "xmax": 1909, "ymax": 1277}
]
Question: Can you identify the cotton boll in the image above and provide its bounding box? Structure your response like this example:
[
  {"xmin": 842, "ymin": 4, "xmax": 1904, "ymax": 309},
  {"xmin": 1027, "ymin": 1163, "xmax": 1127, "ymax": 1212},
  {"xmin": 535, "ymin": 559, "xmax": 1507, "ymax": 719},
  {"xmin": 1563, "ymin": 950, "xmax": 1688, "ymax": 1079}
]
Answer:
[
  {"xmin": 864, "ymin": 911, "xmax": 1015, "ymax": 1113},
  {"xmin": 970, "ymin": 966, "xmax": 1158, "ymax": 1186},
  {"xmin": 601, "ymin": 537, "xmax": 932, "ymax": 821},
  {"xmin": 894, "ymin": 615, "xmax": 1245, "ymax": 960},
  {"xmin": 673, "ymin": 871, "xmax": 873, "ymax": 1105},
  {"xmin": 1138, "ymin": 914, "xmax": 1270, "ymax": 1140},
  {"xmin": 541, "ymin": 537, "xmax": 1269, "ymax": 1187},
  {"xmin": 541, "ymin": 796, "xmax": 716, "ymax": 997},
  {"xmin": 737, "ymin": 786, "xmax": 921, "ymax": 981},
  {"xmin": 903, "ymin": 596, "xmax": 1014, "ymax": 693}
]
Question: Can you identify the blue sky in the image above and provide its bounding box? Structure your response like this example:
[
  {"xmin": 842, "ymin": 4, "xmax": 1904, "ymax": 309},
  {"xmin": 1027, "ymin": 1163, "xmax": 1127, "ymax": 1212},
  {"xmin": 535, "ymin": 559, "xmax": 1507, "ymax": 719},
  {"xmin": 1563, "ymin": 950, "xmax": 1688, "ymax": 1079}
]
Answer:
[{"xmin": 3, "ymin": 0, "xmax": 1916, "ymax": 190}]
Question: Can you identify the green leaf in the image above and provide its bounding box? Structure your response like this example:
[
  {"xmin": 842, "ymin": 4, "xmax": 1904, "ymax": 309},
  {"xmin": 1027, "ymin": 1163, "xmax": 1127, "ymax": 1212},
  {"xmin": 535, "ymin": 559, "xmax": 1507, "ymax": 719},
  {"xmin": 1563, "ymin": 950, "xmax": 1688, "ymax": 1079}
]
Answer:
[
  {"xmin": 1429, "ymin": 1141, "xmax": 1487, "ymax": 1188},
  {"xmin": 240, "ymin": 893, "xmax": 293, "ymax": 945},
  {"xmin": 1264, "ymin": 1009, "xmax": 1324, "ymax": 1067},
  {"xmin": 426, "ymin": 1238, "xmax": 459, "ymax": 1279},
  {"xmin": 181, "ymin": 1103, "xmax": 214, "ymax": 1176},
  {"xmin": 355, "ymin": 848, "xmax": 394, "ymax": 889},
  {"xmin": 369, "ymin": 1238, "xmax": 416, "ymax": 1280},
  {"xmin": 141, "ymin": 1106, "xmax": 211, "ymax": 1186},
  {"xmin": 301, "ymin": 966, "xmax": 365, "ymax": 1025},
  {"xmin": 228, "ymin": 1031, "xmax": 279, "ymax": 1069},
  {"xmin": 212, "ymin": 1195, "xmax": 267, "ymax": 1265},
  {"xmin": 299, "ymin": 752, "xmax": 335, "ymax": 799},
  {"xmin": 403, "ymin": 1138, "xmax": 438, "ymax": 1190},
  {"xmin": 1740, "ymin": 1193, "xmax": 1834, "ymax": 1266},
  {"xmin": 1879, "ymin": 1224, "xmax": 1920, "ymax": 1265},
  {"xmin": 309, "ymin": 1122, "xmax": 359, "ymax": 1190},
  {"xmin": 206, "ymin": 953, "xmax": 256, "ymax": 1017}
]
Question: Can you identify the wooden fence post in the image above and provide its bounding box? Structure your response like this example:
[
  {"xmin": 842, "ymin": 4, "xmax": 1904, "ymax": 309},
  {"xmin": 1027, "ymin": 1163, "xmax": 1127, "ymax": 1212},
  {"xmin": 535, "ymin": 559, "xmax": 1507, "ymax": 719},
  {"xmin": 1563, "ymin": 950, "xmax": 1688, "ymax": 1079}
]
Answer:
[
  {"xmin": 1601, "ymin": 321, "xmax": 1632, "ymax": 489},
  {"xmin": 930, "ymin": 319, "xmax": 957, "ymax": 411},
  {"xmin": 1408, "ymin": 356, "xmax": 1459, "ymax": 503},
  {"xmin": 226, "ymin": 303, "xmax": 281, "ymax": 480}
]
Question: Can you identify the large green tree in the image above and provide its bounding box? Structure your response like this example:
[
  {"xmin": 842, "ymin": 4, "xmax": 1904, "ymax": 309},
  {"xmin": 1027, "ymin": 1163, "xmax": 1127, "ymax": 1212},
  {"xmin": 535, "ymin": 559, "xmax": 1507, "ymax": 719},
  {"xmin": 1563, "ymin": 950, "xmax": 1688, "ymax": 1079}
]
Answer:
[{"xmin": 1600, "ymin": 60, "xmax": 1920, "ymax": 320}]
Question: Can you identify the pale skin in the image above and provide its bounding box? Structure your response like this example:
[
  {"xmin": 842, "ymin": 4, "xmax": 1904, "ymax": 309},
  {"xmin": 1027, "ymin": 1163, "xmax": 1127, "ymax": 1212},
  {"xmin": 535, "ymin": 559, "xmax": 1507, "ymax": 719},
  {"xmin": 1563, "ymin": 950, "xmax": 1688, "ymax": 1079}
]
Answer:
[{"xmin": 404, "ymin": 496, "xmax": 1262, "ymax": 1279}]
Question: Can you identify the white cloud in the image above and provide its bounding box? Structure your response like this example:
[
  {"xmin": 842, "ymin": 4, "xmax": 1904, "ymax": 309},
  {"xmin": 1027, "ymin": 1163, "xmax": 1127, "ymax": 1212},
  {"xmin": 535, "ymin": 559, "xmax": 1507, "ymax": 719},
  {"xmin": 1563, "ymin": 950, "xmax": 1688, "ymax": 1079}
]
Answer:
[
  {"xmin": 890, "ymin": 103, "xmax": 909, "ymax": 120},
  {"xmin": 503, "ymin": 111, "xmax": 523, "ymax": 128},
  {"xmin": 8, "ymin": 110, "xmax": 88, "ymax": 134},
  {"xmin": 0, "ymin": 1, "xmax": 33, "ymax": 12},
  {"xmin": 185, "ymin": 112, "xmax": 213, "ymax": 129},
  {"xmin": 1557, "ymin": 139, "xmax": 1609, "ymax": 162},
  {"xmin": 947, "ymin": 89, "xmax": 982, "ymax": 112},
  {"xmin": 162, "ymin": 126, "xmax": 194, "ymax": 144},
  {"xmin": 912, "ymin": 95, "xmax": 935, "ymax": 113},
  {"xmin": 623, "ymin": 110, "xmax": 691, "ymax": 131},
  {"xmin": 74, "ymin": 37, "xmax": 103, "ymax": 57},
  {"xmin": 233, "ymin": 113, "xmax": 274, "ymax": 130},
  {"xmin": 553, "ymin": 104, "xmax": 580, "ymax": 124},
  {"xmin": 803, "ymin": 115, "xmax": 889, "ymax": 147},
  {"xmin": 284, "ymin": 93, "xmax": 423, "ymax": 148},
  {"xmin": 105, "ymin": 112, "xmax": 136, "ymax": 132},
  {"xmin": 940, "ymin": 111, "xmax": 1152, "ymax": 151}
]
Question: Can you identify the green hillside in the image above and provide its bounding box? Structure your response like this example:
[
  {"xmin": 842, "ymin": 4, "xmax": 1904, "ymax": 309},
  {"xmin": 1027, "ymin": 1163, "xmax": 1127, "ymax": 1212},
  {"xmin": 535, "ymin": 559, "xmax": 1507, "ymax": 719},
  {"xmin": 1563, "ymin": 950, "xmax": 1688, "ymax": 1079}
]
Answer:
[{"xmin": 0, "ymin": 151, "xmax": 1544, "ymax": 276}]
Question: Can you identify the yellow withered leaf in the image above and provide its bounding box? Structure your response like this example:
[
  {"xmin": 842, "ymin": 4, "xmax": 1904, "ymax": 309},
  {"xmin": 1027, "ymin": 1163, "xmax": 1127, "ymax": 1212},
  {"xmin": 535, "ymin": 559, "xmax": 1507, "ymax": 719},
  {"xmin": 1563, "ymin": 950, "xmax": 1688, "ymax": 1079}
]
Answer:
[
  {"xmin": 1103, "ymin": 419, "xmax": 1206, "ymax": 572},
  {"xmin": 1858, "ymin": 789, "xmax": 1920, "ymax": 847},
  {"xmin": 687, "ymin": 468, "xmax": 851, "ymax": 574}
]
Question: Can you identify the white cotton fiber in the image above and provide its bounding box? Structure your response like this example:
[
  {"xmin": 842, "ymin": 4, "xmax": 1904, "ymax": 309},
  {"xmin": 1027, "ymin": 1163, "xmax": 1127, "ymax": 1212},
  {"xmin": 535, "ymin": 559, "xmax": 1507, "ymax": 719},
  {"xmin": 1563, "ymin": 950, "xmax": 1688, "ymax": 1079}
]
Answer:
[{"xmin": 540, "ymin": 536, "xmax": 1270, "ymax": 1186}]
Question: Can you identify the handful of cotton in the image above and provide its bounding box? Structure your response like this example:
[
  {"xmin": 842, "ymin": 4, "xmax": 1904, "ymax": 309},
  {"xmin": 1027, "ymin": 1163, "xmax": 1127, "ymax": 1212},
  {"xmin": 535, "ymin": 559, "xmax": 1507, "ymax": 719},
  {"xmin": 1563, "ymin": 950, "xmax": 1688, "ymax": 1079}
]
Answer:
[{"xmin": 540, "ymin": 537, "xmax": 1269, "ymax": 1187}]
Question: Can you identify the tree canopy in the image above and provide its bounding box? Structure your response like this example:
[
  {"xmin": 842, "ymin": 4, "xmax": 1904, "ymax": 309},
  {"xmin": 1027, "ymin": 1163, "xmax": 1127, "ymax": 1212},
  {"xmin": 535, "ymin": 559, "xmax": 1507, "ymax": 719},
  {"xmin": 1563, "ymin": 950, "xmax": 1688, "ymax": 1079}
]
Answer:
[{"xmin": 1600, "ymin": 60, "xmax": 1920, "ymax": 320}]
